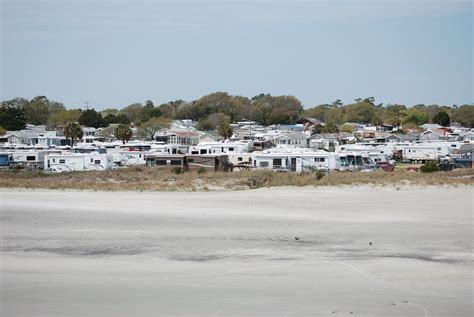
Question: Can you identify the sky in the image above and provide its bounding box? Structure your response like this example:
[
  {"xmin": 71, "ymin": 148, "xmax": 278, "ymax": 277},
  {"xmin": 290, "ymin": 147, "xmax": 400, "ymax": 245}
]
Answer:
[{"xmin": 1, "ymin": 0, "xmax": 472, "ymax": 110}]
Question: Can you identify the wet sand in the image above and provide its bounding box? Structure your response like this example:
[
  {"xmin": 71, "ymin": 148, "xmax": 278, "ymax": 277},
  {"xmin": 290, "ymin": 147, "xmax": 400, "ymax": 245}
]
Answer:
[{"xmin": 1, "ymin": 187, "xmax": 473, "ymax": 316}]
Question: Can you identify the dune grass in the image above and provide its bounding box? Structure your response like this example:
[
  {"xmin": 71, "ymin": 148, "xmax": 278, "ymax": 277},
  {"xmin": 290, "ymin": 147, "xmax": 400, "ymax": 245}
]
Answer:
[{"xmin": 0, "ymin": 167, "xmax": 472, "ymax": 191}]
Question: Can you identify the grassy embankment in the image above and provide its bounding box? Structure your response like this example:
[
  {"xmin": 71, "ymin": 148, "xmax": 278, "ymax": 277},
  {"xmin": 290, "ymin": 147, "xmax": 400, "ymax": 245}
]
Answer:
[{"xmin": 0, "ymin": 167, "xmax": 472, "ymax": 191}]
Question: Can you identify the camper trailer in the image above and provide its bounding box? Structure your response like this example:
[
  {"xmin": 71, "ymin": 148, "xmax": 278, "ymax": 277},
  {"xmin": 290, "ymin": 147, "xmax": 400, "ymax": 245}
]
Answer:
[
  {"xmin": 401, "ymin": 145, "xmax": 451, "ymax": 163},
  {"xmin": 10, "ymin": 150, "xmax": 60, "ymax": 169},
  {"xmin": 189, "ymin": 141, "xmax": 252, "ymax": 155},
  {"xmin": 45, "ymin": 153, "xmax": 114, "ymax": 172},
  {"xmin": 251, "ymin": 149, "xmax": 340, "ymax": 172}
]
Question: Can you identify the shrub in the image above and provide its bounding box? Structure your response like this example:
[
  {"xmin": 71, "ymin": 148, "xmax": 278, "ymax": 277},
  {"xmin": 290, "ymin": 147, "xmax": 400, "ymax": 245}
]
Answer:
[
  {"xmin": 246, "ymin": 171, "xmax": 273, "ymax": 189},
  {"xmin": 419, "ymin": 161, "xmax": 440, "ymax": 173},
  {"xmin": 314, "ymin": 169, "xmax": 326, "ymax": 180},
  {"xmin": 172, "ymin": 167, "xmax": 184, "ymax": 174}
]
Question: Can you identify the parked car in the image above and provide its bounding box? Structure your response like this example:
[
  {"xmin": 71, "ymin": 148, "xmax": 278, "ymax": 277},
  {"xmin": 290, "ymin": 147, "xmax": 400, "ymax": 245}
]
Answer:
[{"xmin": 437, "ymin": 163, "xmax": 466, "ymax": 172}]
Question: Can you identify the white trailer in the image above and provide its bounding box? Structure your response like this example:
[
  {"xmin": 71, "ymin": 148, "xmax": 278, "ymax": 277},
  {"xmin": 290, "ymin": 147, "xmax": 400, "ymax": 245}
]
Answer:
[
  {"xmin": 189, "ymin": 141, "xmax": 252, "ymax": 155},
  {"xmin": 45, "ymin": 153, "xmax": 114, "ymax": 172},
  {"xmin": 402, "ymin": 145, "xmax": 452, "ymax": 163},
  {"xmin": 251, "ymin": 149, "xmax": 340, "ymax": 172},
  {"xmin": 227, "ymin": 153, "xmax": 253, "ymax": 165},
  {"xmin": 117, "ymin": 151, "xmax": 148, "ymax": 166},
  {"xmin": 10, "ymin": 150, "xmax": 61, "ymax": 169}
]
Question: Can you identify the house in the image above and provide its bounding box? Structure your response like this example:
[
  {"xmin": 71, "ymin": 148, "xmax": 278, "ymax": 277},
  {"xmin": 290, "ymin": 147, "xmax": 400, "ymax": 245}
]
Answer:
[
  {"xmin": 309, "ymin": 132, "xmax": 354, "ymax": 151},
  {"xmin": 420, "ymin": 123, "xmax": 443, "ymax": 130},
  {"xmin": 419, "ymin": 130, "xmax": 443, "ymax": 142},
  {"xmin": 155, "ymin": 130, "xmax": 202, "ymax": 145},
  {"xmin": 82, "ymin": 127, "xmax": 100, "ymax": 143},
  {"xmin": 45, "ymin": 153, "xmax": 114, "ymax": 172},
  {"xmin": 273, "ymin": 133, "xmax": 308, "ymax": 148},
  {"xmin": 1, "ymin": 127, "xmax": 62, "ymax": 147}
]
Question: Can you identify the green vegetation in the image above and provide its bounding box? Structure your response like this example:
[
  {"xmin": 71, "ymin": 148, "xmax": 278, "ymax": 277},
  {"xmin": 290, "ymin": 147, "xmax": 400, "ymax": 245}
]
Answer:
[
  {"xmin": 63, "ymin": 122, "xmax": 83, "ymax": 148},
  {"xmin": 420, "ymin": 161, "xmax": 441, "ymax": 173},
  {"xmin": 1, "ymin": 94, "xmax": 473, "ymax": 131},
  {"xmin": 114, "ymin": 124, "xmax": 133, "ymax": 144}
]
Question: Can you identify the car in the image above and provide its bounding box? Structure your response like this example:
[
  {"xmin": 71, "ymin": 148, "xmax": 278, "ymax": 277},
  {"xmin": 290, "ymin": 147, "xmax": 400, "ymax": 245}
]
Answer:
[{"xmin": 437, "ymin": 163, "xmax": 466, "ymax": 172}]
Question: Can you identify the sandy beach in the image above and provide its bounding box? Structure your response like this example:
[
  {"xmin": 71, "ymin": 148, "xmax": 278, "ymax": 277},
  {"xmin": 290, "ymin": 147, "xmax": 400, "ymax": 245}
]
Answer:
[{"xmin": 1, "ymin": 186, "xmax": 473, "ymax": 316}]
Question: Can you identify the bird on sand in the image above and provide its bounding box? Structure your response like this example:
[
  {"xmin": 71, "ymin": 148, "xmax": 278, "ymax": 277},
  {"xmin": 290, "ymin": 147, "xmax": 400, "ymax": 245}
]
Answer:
[{"xmin": 294, "ymin": 236, "xmax": 300, "ymax": 241}]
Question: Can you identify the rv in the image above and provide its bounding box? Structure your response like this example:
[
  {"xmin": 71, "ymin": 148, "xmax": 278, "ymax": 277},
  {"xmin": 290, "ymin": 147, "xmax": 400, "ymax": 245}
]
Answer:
[
  {"xmin": 45, "ymin": 153, "xmax": 114, "ymax": 172},
  {"xmin": 188, "ymin": 141, "xmax": 252, "ymax": 155}
]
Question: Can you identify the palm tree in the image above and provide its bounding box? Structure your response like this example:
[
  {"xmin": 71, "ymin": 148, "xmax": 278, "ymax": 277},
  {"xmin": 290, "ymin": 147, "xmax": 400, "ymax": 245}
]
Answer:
[
  {"xmin": 217, "ymin": 122, "xmax": 233, "ymax": 140},
  {"xmin": 114, "ymin": 124, "xmax": 133, "ymax": 144},
  {"xmin": 63, "ymin": 122, "xmax": 83, "ymax": 148}
]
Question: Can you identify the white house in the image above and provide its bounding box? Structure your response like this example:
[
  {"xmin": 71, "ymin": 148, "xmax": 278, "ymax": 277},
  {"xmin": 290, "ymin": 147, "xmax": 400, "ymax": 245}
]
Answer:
[{"xmin": 273, "ymin": 133, "xmax": 308, "ymax": 148}]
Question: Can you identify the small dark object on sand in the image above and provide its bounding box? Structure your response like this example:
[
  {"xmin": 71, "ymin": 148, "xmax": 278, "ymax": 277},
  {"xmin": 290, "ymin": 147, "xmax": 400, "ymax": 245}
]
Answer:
[
  {"xmin": 369, "ymin": 242, "xmax": 372, "ymax": 246},
  {"xmin": 294, "ymin": 236, "xmax": 300, "ymax": 241}
]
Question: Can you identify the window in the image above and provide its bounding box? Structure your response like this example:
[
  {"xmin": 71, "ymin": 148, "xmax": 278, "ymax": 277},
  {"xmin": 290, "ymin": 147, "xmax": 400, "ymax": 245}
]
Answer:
[
  {"xmin": 260, "ymin": 161, "xmax": 269, "ymax": 167},
  {"xmin": 91, "ymin": 158, "xmax": 93, "ymax": 163},
  {"xmin": 238, "ymin": 157, "xmax": 243, "ymax": 162},
  {"xmin": 52, "ymin": 158, "xmax": 56, "ymax": 163},
  {"xmin": 273, "ymin": 158, "xmax": 282, "ymax": 167},
  {"xmin": 156, "ymin": 160, "xmax": 167, "ymax": 165},
  {"xmin": 59, "ymin": 159, "xmax": 66, "ymax": 164},
  {"xmin": 188, "ymin": 158, "xmax": 194, "ymax": 163},
  {"xmin": 94, "ymin": 160, "xmax": 101, "ymax": 165},
  {"xmin": 26, "ymin": 156, "xmax": 36, "ymax": 161},
  {"xmin": 170, "ymin": 160, "xmax": 182, "ymax": 166},
  {"xmin": 314, "ymin": 157, "xmax": 326, "ymax": 162},
  {"xmin": 228, "ymin": 147, "xmax": 234, "ymax": 152},
  {"xmin": 200, "ymin": 149, "xmax": 207, "ymax": 154}
]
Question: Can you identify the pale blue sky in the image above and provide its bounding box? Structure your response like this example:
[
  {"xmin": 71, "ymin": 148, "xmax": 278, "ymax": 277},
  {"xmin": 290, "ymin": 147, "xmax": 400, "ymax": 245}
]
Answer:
[{"xmin": 1, "ymin": 0, "xmax": 472, "ymax": 109}]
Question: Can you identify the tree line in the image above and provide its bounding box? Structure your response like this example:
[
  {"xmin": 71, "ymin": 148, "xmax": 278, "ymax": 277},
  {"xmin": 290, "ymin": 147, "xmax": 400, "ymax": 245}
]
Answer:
[{"xmin": 1, "ymin": 93, "xmax": 473, "ymax": 136}]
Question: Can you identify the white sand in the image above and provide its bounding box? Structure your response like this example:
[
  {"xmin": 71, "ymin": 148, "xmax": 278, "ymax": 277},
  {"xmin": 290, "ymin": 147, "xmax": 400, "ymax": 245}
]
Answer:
[{"xmin": 1, "ymin": 186, "xmax": 473, "ymax": 316}]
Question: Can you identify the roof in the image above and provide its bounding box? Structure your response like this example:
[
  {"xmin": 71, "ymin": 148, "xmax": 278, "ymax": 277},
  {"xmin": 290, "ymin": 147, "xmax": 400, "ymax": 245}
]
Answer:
[
  {"xmin": 274, "ymin": 132, "xmax": 308, "ymax": 140},
  {"xmin": 459, "ymin": 144, "xmax": 474, "ymax": 153}
]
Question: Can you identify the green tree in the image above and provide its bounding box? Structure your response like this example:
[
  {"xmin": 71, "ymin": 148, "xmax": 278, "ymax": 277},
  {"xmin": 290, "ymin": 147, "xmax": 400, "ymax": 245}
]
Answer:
[
  {"xmin": 24, "ymin": 96, "xmax": 50, "ymax": 125},
  {"xmin": 103, "ymin": 113, "xmax": 131, "ymax": 125},
  {"xmin": 402, "ymin": 108, "xmax": 429, "ymax": 126},
  {"xmin": 451, "ymin": 104, "xmax": 474, "ymax": 127},
  {"xmin": 63, "ymin": 122, "xmax": 83, "ymax": 148},
  {"xmin": 114, "ymin": 124, "xmax": 133, "ymax": 144},
  {"xmin": 383, "ymin": 104, "xmax": 407, "ymax": 126},
  {"xmin": 0, "ymin": 105, "xmax": 27, "ymax": 130},
  {"xmin": 312, "ymin": 123, "xmax": 339, "ymax": 135},
  {"xmin": 141, "ymin": 100, "xmax": 161, "ymax": 122},
  {"xmin": 344, "ymin": 100, "xmax": 377, "ymax": 124},
  {"xmin": 49, "ymin": 109, "xmax": 82, "ymax": 126},
  {"xmin": 432, "ymin": 111, "xmax": 450, "ymax": 126},
  {"xmin": 78, "ymin": 109, "xmax": 105, "ymax": 128},
  {"xmin": 197, "ymin": 112, "xmax": 231, "ymax": 130},
  {"xmin": 137, "ymin": 117, "xmax": 171, "ymax": 140},
  {"xmin": 0, "ymin": 127, "xmax": 6, "ymax": 136},
  {"xmin": 120, "ymin": 103, "xmax": 145, "ymax": 124},
  {"xmin": 217, "ymin": 122, "xmax": 233, "ymax": 139}
]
